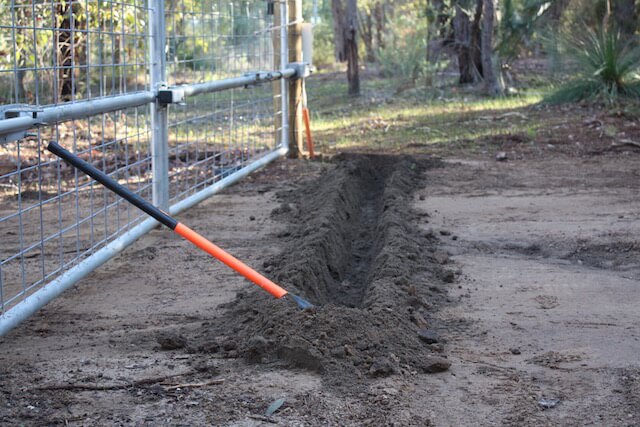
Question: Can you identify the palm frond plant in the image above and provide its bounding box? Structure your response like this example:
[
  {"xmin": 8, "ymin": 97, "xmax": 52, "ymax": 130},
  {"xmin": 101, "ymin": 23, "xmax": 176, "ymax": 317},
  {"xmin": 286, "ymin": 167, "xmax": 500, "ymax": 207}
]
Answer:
[{"xmin": 546, "ymin": 27, "xmax": 640, "ymax": 104}]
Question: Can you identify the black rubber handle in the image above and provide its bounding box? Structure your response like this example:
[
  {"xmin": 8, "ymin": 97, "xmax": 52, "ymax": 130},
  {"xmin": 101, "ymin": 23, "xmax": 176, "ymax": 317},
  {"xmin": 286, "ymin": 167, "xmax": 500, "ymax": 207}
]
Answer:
[{"xmin": 47, "ymin": 141, "xmax": 178, "ymax": 230}]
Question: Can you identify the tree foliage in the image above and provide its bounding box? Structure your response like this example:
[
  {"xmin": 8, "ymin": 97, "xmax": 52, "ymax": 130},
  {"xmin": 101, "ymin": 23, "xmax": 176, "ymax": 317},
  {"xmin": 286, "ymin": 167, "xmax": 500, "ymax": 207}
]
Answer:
[{"xmin": 376, "ymin": 2, "xmax": 428, "ymax": 86}]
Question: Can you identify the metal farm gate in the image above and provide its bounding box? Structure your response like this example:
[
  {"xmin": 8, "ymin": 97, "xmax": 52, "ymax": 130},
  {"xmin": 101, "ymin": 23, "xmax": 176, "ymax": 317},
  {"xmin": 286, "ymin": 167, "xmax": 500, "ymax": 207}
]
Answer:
[{"xmin": 0, "ymin": 0, "xmax": 308, "ymax": 336}]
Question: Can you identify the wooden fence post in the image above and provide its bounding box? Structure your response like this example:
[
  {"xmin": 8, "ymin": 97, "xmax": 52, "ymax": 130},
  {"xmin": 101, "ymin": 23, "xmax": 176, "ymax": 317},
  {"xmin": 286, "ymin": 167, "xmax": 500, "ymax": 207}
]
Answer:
[{"xmin": 287, "ymin": 0, "xmax": 304, "ymax": 158}]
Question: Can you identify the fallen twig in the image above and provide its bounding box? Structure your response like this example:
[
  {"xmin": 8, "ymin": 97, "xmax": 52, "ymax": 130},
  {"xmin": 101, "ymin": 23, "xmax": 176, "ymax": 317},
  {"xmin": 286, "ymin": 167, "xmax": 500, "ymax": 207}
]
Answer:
[
  {"xmin": 35, "ymin": 371, "xmax": 201, "ymax": 391},
  {"xmin": 617, "ymin": 139, "xmax": 640, "ymax": 149},
  {"xmin": 163, "ymin": 378, "xmax": 225, "ymax": 390},
  {"xmin": 594, "ymin": 139, "xmax": 640, "ymax": 154},
  {"xmin": 248, "ymin": 414, "xmax": 278, "ymax": 424},
  {"xmin": 479, "ymin": 112, "xmax": 528, "ymax": 121}
]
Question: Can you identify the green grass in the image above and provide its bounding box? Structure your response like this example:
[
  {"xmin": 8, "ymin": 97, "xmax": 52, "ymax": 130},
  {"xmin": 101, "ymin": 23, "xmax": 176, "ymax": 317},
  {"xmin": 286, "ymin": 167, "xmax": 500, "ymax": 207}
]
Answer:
[{"xmin": 306, "ymin": 73, "xmax": 544, "ymax": 151}]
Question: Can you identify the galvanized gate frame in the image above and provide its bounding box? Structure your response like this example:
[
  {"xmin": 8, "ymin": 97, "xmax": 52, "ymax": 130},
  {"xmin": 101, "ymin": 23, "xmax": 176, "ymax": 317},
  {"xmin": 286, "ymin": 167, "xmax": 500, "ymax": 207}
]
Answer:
[{"xmin": 0, "ymin": 0, "xmax": 309, "ymax": 337}]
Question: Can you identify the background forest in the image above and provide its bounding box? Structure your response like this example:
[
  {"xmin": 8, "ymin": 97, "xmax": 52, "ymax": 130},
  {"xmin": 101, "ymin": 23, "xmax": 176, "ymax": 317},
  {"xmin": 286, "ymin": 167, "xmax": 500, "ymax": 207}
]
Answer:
[
  {"xmin": 2, "ymin": 0, "xmax": 639, "ymax": 104},
  {"xmin": 313, "ymin": 0, "xmax": 640, "ymax": 104}
]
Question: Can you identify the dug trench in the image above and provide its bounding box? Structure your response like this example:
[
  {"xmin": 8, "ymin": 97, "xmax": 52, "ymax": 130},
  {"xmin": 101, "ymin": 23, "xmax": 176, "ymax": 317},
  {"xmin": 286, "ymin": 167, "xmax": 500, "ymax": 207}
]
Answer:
[{"xmin": 164, "ymin": 153, "xmax": 454, "ymax": 388}]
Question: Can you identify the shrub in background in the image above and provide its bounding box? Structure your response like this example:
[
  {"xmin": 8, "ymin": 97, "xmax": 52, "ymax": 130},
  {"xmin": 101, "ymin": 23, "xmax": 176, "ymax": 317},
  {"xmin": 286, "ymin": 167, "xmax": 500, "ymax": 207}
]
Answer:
[
  {"xmin": 376, "ymin": 12, "xmax": 429, "ymax": 90},
  {"xmin": 310, "ymin": 19, "xmax": 340, "ymax": 69},
  {"xmin": 546, "ymin": 27, "xmax": 640, "ymax": 104}
]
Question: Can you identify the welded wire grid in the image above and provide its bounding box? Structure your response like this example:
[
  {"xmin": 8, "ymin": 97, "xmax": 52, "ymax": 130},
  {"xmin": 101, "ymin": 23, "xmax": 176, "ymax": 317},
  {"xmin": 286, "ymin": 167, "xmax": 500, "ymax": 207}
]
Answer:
[
  {"xmin": 165, "ymin": 0, "xmax": 278, "ymax": 201},
  {"xmin": 0, "ymin": 0, "xmax": 283, "ymax": 314},
  {"xmin": 0, "ymin": 0, "xmax": 150, "ymax": 105},
  {"xmin": 0, "ymin": 108, "xmax": 153, "ymax": 312},
  {"xmin": 0, "ymin": 0, "xmax": 154, "ymax": 312}
]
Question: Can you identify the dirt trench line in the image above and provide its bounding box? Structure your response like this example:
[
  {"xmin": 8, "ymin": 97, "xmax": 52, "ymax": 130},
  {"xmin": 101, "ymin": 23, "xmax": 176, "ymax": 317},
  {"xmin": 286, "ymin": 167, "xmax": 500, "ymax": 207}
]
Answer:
[
  {"xmin": 8, "ymin": 153, "xmax": 638, "ymax": 425},
  {"xmin": 185, "ymin": 153, "xmax": 452, "ymax": 385},
  {"xmin": 306, "ymin": 154, "xmax": 403, "ymax": 308},
  {"xmin": 330, "ymin": 175, "xmax": 385, "ymax": 308},
  {"xmin": 0, "ymin": 154, "xmax": 454, "ymax": 425}
]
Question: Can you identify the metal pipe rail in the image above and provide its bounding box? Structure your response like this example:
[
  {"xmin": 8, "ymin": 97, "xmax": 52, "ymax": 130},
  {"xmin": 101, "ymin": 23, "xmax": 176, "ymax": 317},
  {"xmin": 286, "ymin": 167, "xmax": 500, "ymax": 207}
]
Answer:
[
  {"xmin": 0, "ymin": 92, "xmax": 156, "ymax": 143},
  {"xmin": 178, "ymin": 69, "xmax": 296, "ymax": 98},
  {"xmin": 0, "ymin": 69, "xmax": 298, "ymax": 142}
]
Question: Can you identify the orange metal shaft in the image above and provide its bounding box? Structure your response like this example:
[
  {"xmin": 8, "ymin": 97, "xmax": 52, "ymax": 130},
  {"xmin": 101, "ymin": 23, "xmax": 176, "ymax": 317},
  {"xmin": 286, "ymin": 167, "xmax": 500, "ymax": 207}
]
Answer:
[
  {"xmin": 174, "ymin": 223, "xmax": 288, "ymax": 299},
  {"xmin": 302, "ymin": 107, "xmax": 315, "ymax": 159}
]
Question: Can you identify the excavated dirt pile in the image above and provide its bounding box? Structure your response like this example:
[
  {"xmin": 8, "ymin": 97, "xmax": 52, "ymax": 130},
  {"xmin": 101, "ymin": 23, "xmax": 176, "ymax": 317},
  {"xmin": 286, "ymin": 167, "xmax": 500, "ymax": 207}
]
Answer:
[{"xmin": 186, "ymin": 153, "xmax": 452, "ymax": 385}]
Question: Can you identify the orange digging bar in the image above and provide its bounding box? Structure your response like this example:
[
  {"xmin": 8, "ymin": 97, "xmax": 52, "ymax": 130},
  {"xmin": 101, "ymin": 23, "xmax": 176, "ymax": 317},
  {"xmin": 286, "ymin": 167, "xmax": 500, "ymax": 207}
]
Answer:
[
  {"xmin": 302, "ymin": 107, "xmax": 315, "ymax": 159},
  {"xmin": 47, "ymin": 141, "xmax": 312, "ymax": 309},
  {"xmin": 174, "ymin": 223, "xmax": 288, "ymax": 299}
]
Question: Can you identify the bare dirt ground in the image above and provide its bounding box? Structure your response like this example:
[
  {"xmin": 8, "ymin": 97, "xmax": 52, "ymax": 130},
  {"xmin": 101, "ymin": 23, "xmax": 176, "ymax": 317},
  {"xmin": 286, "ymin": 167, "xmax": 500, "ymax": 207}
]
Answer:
[
  {"xmin": 412, "ymin": 153, "xmax": 640, "ymax": 426},
  {"xmin": 1, "ymin": 143, "xmax": 639, "ymax": 425}
]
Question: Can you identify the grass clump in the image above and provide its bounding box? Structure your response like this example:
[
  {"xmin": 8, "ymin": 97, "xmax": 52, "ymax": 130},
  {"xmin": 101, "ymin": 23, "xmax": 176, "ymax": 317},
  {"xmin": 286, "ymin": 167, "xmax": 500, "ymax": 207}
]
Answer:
[{"xmin": 546, "ymin": 27, "xmax": 640, "ymax": 104}]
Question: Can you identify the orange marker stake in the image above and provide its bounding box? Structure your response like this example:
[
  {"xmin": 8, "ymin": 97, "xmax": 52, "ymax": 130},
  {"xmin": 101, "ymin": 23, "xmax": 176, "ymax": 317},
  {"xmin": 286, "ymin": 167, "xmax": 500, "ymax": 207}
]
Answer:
[{"xmin": 302, "ymin": 107, "xmax": 315, "ymax": 159}]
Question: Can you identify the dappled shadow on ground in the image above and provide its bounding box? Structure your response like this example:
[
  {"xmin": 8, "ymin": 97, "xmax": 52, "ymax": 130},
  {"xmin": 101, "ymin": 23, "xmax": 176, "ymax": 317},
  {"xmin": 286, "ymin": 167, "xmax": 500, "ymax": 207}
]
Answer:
[{"xmin": 306, "ymin": 73, "xmax": 640, "ymax": 163}]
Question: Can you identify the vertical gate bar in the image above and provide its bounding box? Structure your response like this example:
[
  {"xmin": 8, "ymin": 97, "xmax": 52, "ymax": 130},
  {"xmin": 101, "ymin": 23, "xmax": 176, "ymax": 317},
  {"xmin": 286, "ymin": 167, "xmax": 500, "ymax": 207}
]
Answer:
[
  {"xmin": 149, "ymin": 0, "xmax": 169, "ymax": 209},
  {"xmin": 272, "ymin": 2, "xmax": 282, "ymax": 149},
  {"xmin": 280, "ymin": 0, "xmax": 289, "ymax": 151}
]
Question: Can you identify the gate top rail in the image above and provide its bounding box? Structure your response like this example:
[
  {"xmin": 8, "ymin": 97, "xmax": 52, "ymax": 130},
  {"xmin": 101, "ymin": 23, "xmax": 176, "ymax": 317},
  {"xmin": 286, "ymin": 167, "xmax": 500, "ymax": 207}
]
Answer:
[
  {"xmin": 0, "ymin": 92, "xmax": 155, "ymax": 144},
  {"xmin": 0, "ymin": 67, "xmax": 304, "ymax": 144}
]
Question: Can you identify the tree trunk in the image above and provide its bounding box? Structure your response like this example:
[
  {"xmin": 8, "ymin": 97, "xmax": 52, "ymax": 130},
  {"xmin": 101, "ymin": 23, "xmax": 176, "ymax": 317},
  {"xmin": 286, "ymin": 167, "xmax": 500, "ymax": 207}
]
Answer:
[
  {"xmin": 359, "ymin": 9, "xmax": 375, "ymax": 62},
  {"xmin": 331, "ymin": 0, "xmax": 347, "ymax": 62},
  {"xmin": 346, "ymin": 0, "xmax": 360, "ymax": 96},
  {"xmin": 16, "ymin": 66, "xmax": 26, "ymax": 102},
  {"xmin": 56, "ymin": 1, "xmax": 87, "ymax": 102},
  {"xmin": 374, "ymin": 2, "xmax": 385, "ymax": 50},
  {"xmin": 426, "ymin": 0, "xmax": 445, "ymax": 64},
  {"xmin": 471, "ymin": 0, "xmax": 483, "ymax": 77},
  {"xmin": 332, "ymin": 0, "xmax": 360, "ymax": 95},
  {"xmin": 57, "ymin": 2, "xmax": 74, "ymax": 101},
  {"xmin": 613, "ymin": 0, "xmax": 638, "ymax": 38},
  {"xmin": 454, "ymin": 6, "xmax": 474, "ymax": 83},
  {"xmin": 481, "ymin": 0, "xmax": 501, "ymax": 96},
  {"xmin": 56, "ymin": 2, "xmax": 86, "ymax": 102},
  {"xmin": 15, "ymin": 28, "xmax": 27, "ymax": 102},
  {"xmin": 453, "ymin": 1, "xmax": 483, "ymax": 84}
]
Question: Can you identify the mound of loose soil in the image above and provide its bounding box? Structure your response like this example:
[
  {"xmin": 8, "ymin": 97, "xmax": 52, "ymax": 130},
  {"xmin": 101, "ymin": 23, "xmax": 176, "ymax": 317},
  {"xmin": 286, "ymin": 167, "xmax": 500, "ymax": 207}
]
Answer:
[{"xmin": 184, "ymin": 154, "xmax": 452, "ymax": 387}]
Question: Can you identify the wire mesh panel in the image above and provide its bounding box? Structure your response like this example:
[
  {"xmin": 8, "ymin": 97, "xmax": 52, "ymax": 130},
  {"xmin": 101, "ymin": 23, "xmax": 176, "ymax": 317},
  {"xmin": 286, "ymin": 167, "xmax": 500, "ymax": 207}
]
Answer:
[
  {"xmin": 0, "ymin": 0, "xmax": 287, "ymax": 326},
  {"xmin": 167, "ymin": 86, "xmax": 278, "ymax": 202},
  {"xmin": 165, "ymin": 0, "xmax": 278, "ymax": 201},
  {"xmin": 0, "ymin": 0, "xmax": 154, "ymax": 313},
  {"xmin": 0, "ymin": 0, "xmax": 151, "ymax": 105},
  {"xmin": 0, "ymin": 107, "xmax": 153, "ymax": 312}
]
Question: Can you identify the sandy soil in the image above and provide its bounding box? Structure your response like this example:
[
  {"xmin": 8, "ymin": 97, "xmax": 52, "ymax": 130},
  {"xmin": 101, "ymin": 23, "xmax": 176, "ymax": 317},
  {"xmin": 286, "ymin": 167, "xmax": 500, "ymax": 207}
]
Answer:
[
  {"xmin": 0, "ymin": 148, "xmax": 639, "ymax": 426},
  {"xmin": 413, "ymin": 154, "xmax": 640, "ymax": 426}
]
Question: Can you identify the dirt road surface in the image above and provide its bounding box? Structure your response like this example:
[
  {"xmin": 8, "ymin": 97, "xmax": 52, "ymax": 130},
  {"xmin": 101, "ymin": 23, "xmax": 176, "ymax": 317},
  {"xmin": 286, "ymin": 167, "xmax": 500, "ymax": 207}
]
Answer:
[
  {"xmin": 413, "ymin": 155, "xmax": 640, "ymax": 426},
  {"xmin": 0, "ymin": 149, "xmax": 639, "ymax": 426}
]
